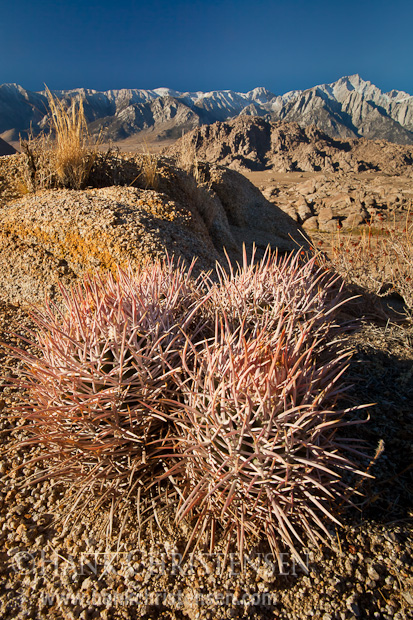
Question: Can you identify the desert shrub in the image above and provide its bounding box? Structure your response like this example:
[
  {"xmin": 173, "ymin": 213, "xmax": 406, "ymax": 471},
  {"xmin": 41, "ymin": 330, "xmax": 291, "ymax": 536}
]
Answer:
[
  {"xmin": 20, "ymin": 132, "xmax": 57, "ymax": 190},
  {"xmin": 20, "ymin": 86, "xmax": 100, "ymax": 191},
  {"xmin": 6, "ymin": 251, "xmax": 368, "ymax": 560}
]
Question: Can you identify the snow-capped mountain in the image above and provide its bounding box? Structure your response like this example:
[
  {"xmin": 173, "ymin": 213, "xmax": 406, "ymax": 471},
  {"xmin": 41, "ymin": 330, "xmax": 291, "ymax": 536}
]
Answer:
[
  {"xmin": 1, "ymin": 75, "xmax": 413, "ymax": 145},
  {"xmin": 276, "ymin": 75, "xmax": 413, "ymax": 143}
]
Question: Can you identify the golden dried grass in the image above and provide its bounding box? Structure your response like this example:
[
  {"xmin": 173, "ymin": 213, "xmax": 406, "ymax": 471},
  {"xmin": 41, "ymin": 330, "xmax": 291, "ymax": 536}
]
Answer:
[
  {"xmin": 46, "ymin": 86, "xmax": 99, "ymax": 189},
  {"xmin": 178, "ymin": 132, "xmax": 204, "ymax": 184},
  {"xmin": 20, "ymin": 86, "xmax": 101, "ymax": 191},
  {"xmin": 139, "ymin": 143, "xmax": 159, "ymax": 189}
]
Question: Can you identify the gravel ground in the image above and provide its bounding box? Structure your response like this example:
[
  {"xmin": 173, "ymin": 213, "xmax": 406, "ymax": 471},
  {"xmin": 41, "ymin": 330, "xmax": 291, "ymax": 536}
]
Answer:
[{"xmin": 0, "ymin": 299, "xmax": 412, "ymax": 620}]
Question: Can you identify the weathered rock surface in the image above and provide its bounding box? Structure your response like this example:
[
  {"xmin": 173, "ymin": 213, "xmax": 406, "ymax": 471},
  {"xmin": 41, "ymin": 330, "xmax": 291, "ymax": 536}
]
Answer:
[
  {"xmin": 260, "ymin": 171, "xmax": 413, "ymax": 232},
  {"xmin": 165, "ymin": 116, "xmax": 413, "ymax": 232},
  {"xmin": 166, "ymin": 116, "xmax": 413, "ymax": 175},
  {"xmin": 0, "ymin": 154, "xmax": 305, "ymax": 304},
  {"xmin": 0, "ymin": 186, "xmax": 216, "ymax": 303},
  {"xmin": 0, "ymin": 153, "xmax": 27, "ymax": 201}
]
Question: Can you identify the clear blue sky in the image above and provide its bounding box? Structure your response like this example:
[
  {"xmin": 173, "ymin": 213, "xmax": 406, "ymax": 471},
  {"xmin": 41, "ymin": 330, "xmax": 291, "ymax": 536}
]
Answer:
[{"xmin": 1, "ymin": 0, "xmax": 412, "ymax": 95}]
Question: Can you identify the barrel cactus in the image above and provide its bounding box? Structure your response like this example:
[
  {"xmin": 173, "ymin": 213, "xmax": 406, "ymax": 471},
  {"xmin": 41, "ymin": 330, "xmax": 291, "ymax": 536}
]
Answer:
[
  {"xmin": 165, "ymin": 249, "xmax": 368, "ymax": 567},
  {"xmin": 9, "ymin": 257, "xmax": 206, "ymax": 522}
]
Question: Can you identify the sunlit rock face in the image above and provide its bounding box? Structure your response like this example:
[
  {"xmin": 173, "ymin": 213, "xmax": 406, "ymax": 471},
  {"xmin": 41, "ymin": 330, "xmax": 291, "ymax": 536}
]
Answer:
[{"xmin": 1, "ymin": 75, "xmax": 413, "ymax": 144}]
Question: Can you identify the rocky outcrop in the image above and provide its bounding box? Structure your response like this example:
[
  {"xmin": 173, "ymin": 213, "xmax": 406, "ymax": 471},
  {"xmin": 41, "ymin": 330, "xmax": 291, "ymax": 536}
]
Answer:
[
  {"xmin": 260, "ymin": 172, "xmax": 413, "ymax": 233},
  {"xmin": 0, "ymin": 186, "xmax": 218, "ymax": 303},
  {"xmin": 205, "ymin": 164, "xmax": 304, "ymax": 253},
  {"xmin": 0, "ymin": 153, "xmax": 27, "ymax": 201},
  {"xmin": 0, "ymin": 155, "xmax": 306, "ymax": 304},
  {"xmin": 166, "ymin": 116, "xmax": 413, "ymax": 175}
]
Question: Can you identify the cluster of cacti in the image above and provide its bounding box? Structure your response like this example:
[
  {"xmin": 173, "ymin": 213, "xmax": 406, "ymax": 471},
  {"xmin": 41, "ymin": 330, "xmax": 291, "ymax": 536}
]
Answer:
[{"xmin": 9, "ymin": 250, "xmax": 367, "ymax": 562}]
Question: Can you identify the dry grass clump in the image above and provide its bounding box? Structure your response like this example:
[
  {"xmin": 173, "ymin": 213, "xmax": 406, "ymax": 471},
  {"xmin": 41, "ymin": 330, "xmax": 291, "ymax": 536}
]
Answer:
[
  {"xmin": 317, "ymin": 210, "xmax": 413, "ymax": 317},
  {"xmin": 20, "ymin": 132, "xmax": 56, "ymax": 190},
  {"xmin": 5, "ymin": 252, "xmax": 369, "ymax": 562},
  {"xmin": 138, "ymin": 143, "xmax": 159, "ymax": 189},
  {"xmin": 20, "ymin": 86, "xmax": 100, "ymax": 191},
  {"xmin": 177, "ymin": 132, "xmax": 205, "ymax": 185}
]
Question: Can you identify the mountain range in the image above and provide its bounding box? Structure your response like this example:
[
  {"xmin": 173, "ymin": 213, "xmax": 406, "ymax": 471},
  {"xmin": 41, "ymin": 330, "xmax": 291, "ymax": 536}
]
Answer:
[{"xmin": 1, "ymin": 74, "xmax": 413, "ymax": 146}]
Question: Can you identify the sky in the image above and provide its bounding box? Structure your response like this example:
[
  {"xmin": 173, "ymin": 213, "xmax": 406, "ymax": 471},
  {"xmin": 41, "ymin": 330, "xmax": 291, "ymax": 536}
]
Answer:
[{"xmin": 1, "ymin": 0, "xmax": 413, "ymax": 95}]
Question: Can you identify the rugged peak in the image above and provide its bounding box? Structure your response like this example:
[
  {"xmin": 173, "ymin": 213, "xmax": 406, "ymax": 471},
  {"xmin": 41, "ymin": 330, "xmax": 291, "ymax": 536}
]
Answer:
[
  {"xmin": 153, "ymin": 87, "xmax": 180, "ymax": 98},
  {"xmin": 247, "ymin": 87, "xmax": 276, "ymax": 103},
  {"xmin": 385, "ymin": 88, "xmax": 412, "ymax": 102},
  {"xmin": 340, "ymin": 74, "xmax": 368, "ymax": 88},
  {"xmin": 327, "ymin": 74, "xmax": 379, "ymax": 100},
  {"xmin": 0, "ymin": 82, "xmax": 25, "ymax": 90},
  {"xmin": 0, "ymin": 83, "xmax": 30, "ymax": 97}
]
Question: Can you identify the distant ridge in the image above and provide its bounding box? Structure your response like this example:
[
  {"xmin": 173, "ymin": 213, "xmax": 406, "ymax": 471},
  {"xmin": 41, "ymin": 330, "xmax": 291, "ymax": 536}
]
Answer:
[
  {"xmin": 1, "ymin": 75, "xmax": 413, "ymax": 144},
  {"xmin": 165, "ymin": 116, "xmax": 413, "ymax": 175},
  {"xmin": 0, "ymin": 137, "xmax": 17, "ymax": 156}
]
